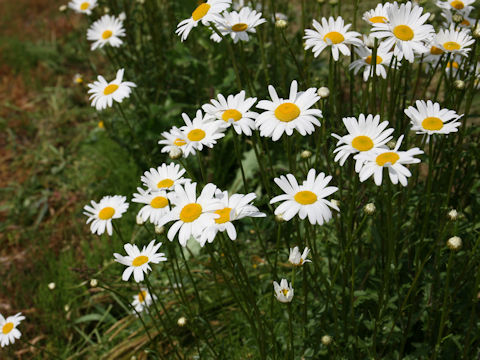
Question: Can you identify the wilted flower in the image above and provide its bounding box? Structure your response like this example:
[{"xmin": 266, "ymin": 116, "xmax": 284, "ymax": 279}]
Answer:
[
  {"xmin": 273, "ymin": 279, "xmax": 294, "ymax": 303},
  {"xmin": 447, "ymin": 236, "xmax": 462, "ymax": 250},
  {"xmin": 289, "ymin": 246, "xmax": 311, "ymax": 266}
]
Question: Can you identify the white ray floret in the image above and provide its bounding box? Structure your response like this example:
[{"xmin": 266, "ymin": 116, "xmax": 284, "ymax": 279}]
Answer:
[
  {"xmin": 83, "ymin": 195, "xmax": 129, "ymax": 236},
  {"xmin": 87, "ymin": 69, "xmax": 136, "ymax": 111},
  {"xmin": 304, "ymin": 16, "xmax": 362, "ymax": 61},
  {"xmin": 0, "ymin": 313, "xmax": 25, "ymax": 348},
  {"xmin": 176, "ymin": 0, "xmax": 232, "ymax": 41},
  {"xmin": 270, "ymin": 169, "xmax": 339, "ymax": 225},
  {"xmin": 404, "ymin": 100, "xmax": 462, "ymax": 136},
  {"xmin": 256, "ymin": 80, "xmax": 323, "ymax": 141},
  {"xmin": 141, "ymin": 163, "xmax": 188, "ymax": 192},
  {"xmin": 332, "ymin": 114, "xmax": 394, "ymax": 170},
  {"xmin": 199, "ymin": 190, "xmax": 266, "ymax": 245},
  {"xmin": 202, "ymin": 90, "xmax": 258, "ymax": 136},
  {"xmin": 371, "ymin": 1, "xmax": 435, "ymax": 63},
  {"xmin": 87, "ymin": 14, "xmax": 126, "ymax": 50},
  {"xmin": 210, "ymin": 7, "xmax": 266, "ymax": 43},
  {"xmin": 114, "ymin": 240, "xmax": 167, "ymax": 282},
  {"xmin": 354, "ymin": 135, "xmax": 424, "ymax": 186}
]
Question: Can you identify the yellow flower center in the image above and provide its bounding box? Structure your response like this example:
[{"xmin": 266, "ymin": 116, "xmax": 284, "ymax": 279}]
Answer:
[
  {"xmin": 447, "ymin": 61, "xmax": 459, "ymax": 69},
  {"xmin": 222, "ymin": 109, "xmax": 242, "ymax": 122},
  {"xmin": 215, "ymin": 207, "xmax": 232, "ymax": 224},
  {"xmin": 2, "ymin": 322, "xmax": 13, "ymax": 334},
  {"xmin": 132, "ymin": 255, "xmax": 149, "ymax": 267},
  {"xmin": 180, "ymin": 203, "xmax": 202, "ymax": 223},
  {"xmin": 365, "ymin": 55, "xmax": 383, "ymax": 65},
  {"xmin": 103, "ymin": 84, "xmax": 119, "ymax": 95},
  {"xmin": 294, "ymin": 191, "xmax": 318, "ymax": 205},
  {"xmin": 281, "ymin": 289, "xmax": 289, "ymax": 297},
  {"xmin": 461, "ymin": 19, "xmax": 470, "ymax": 26},
  {"xmin": 99, "ymin": 206, "xmax": 115, "ymax": 220},
  {"xmin": 376, "ymin": 152, "xmax": 400, "ymax": 166},
  {"xmin": 98, "ymin": 121, "xmax": 105, "ymax": 129},
  {"xmin": 430, "ymin": 46, "xmax": 444, "ymax": 55},
  {"xmin": 369, "ymin": 16, "xmax": 387, "ymax": 24},
  {"xmin": 274, "ymin": 103, "xmax": 301, "ymax": 122},
  {"xmin": 102, "ymin": 30, "xmax": 113, "ymax": 39},
  {"xmin": 187, "ymin": 129, "xmax": 206, "ymax": 141},
  {"xmin": 352, "ymin": 135, "xmax": 374, "ymax": 151},
  {"xmin": 393, "ymin": 25, "xmax": 414, "ymax": 41},
  {"xmin": 422, "ymin": 117, "xmax": 443, "ymax": 131},
  {"xmin": 232, "ymin": 23, "xmax": 248, "ymax": 32},
  {"xmin": 450, "ymin": 0, "xmax": 464, "ymax": 9},
  {"xmin": 192, "ymin": 3, "xmax": 211, "ymax": 21},
  {"xmin": 150, "ymin": 196, "xmax": 169, "ymax": 209},
  {"xmin": 138, "ymin": 290, "xmax": 147, "ymax": 303},
  {"xmin": 74, "ymin": 76, "xmax": 83, "ymax": 83},
  {"xmin": 80, "ymin": 2, "xmax": 90, "ymax": 10},
  {"xmin": 323, "ymin": 31, "xmax": 345, "ymax": 44},
  {"xmin": 157, "ymin": 178, "xmax": 174, "ymax": 189},
  {"xmin": 174, "ymin": 138, "xmax": 186, "ymax": 146},
  {"xmin": 443, "ymin": 41, "xmax": 461, "ymax": 51}
]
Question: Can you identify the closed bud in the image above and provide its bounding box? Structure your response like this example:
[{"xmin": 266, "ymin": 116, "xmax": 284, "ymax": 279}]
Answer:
[
  {"xmin": 59, "ymin": 4, "xmax": 67, "ymax": 12},
  {"xmin": 321, "ymin": 335, "xmax": 333, "ymax": 345},
  {"xmin": 104, "ymin": 6, "xmax": 110, "ymax": 13},
  {"xmin": 301, "ymin": 150, "xmax": 312, "ymax": 159},
  {"xmin": 155, "ymin": 225, "xmax": 165, "ymax": 234},
  {"xmin": 329, "ymin": 0, "xmax": 338, "ymax": 5},
  {"xmin": 454, "ymin": 79, "xmax": 465, "ymax": 90},
  {"xmin": 364, "ymin": 203, "xmax": 376, "ymax": 215},
  {"xmin": 275, "ymin": 214, "xmax": 286, "ymax": 223},
  {"xmin": 275, "ymin": 19, "xmax": 288, "ymax": 29},
  {"xmin": 48, "ymin": 282, "xmax": 56, "ymax": 290},
  {"xmin": 64, "ymin": 304, "xmax": 70, "ymax": 312},
  {"xmin": 447, "ymin": 236, "xmax": 462, "ymax": 251},
  {"xmin": 473, "ymin": 27, "xmax": 480, "ymax": 39},
  {"xmin": 317, "ymin": 87, "xmax": 330, "ymax": 98},
  {"xmin": 136, "ymin": 215, "xmax": 144, "ymax": 225},
  {"xmin": 119, "ymin": 12, "xmax": 126, "ymax": 21},
  {"xmin": 90, "ymin": 279, "xmax": 98, "ymax": 287},
  {"xmin": 169, "ymin": 147, "xmax": 183, "ymax": 160},
  {"xmin": 447, "ymin": 209, "xmax": 458, "ymax": 221},
  {"xmin": 428, "ymin": 13, "xmax": 435, "ymax": 22},
  {"xmin": 452, "ymin": 14, "xmax": 463, "ymax": 24},
  {"xmin": 177, "ymin": 316, "xmax": 187, "ymax": 327}
]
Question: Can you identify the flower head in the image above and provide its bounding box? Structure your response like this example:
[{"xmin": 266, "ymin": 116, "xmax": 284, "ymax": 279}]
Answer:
[
  {"xmin": 349, "ymin": 45, "xmax": 398, "ymax": 82},
  {"xmin": 131, "ymin": 288, "xmax": 156, "ymax": 313},
  {"xmin": 83, "ymin": 195, "xmax": 129, "ymax": 236},
  {"xmin": 434, "ymin": 25, "xmax": 474, "ymax": 56},
  {"xmin": 0, "ymin": 313, "xmax": 25, "ymax": 348},
  {"xmin": 68, "ymin": 0, "xmax": 97, "ymax": 14},
  {"xmin": 132, "ymin": 188, "xmax": 170, "ymax": 225},
  {"xmin": 210, "ymin": 7, "xmax": 266, "ymax": 43},
  {"xmin": 141, "ymin": 163, "xmax": 188, "ymax": 192},
  {"xmin": 288, "ymin": 246, "xmax": 311, "ymax": 266},
  {"xmin": 404, "ymin": 100, "xmax": 462, "ymax": 136},
  {"xmin": 87, "ymin": 69, "xmax": 136, "ymax": 111},
  {"xmin": 362, "ymin": 3, "xmax": 391, "ymax": 25},
  {"xmin": 87, "ymin": 14, "xmax": 126, "ymax": 50},
  {"xmin": 114, "ymin": 240, "xmax": 167, "ymax": 282},
  {"xmin": 273, "ymin": 279, "xmax": 294, "ymax": 303}
]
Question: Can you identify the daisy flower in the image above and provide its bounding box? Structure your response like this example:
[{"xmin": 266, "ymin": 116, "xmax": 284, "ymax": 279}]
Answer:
[
  {"xmin": 423, "ymin": 42, "xmax": 446, "ymax": 66},
  {"xmin": 270, "ymin": 169, "xmax": 339, "ymax": 225},
  {"xmin": 210, "ymin": 7, "xmax": 266, "ymax": 43},
  {"xmin": 113, "ymin": 240, "xmax": 167, "ymax": 282},
  {"xmin": 441, "ymin": 8, "xmax": 474, "ymax": 28},
  {"xmin": 273, "ymin": 279, "xmax": 294, "ymax": 303},
  {"xmin": 288, "ymin": 246, "xmax": 311, "ymax": 266},
  {"xmin": 132, "ymin": 188, "xmax": 170, "ymax": 225},
  {"xmin": 176, "ymin": 0, "xmax": 232, "ymax": 41},
  {"xmin": 87, "ymin": 14, "xmax": 126, "ymax": 50},
  {"xmin": 362, "ymin": 3, "xmax": 391, "ymax": 25},
  {"xmin": 131, "ymin": 288, "xmax": 156, "ymax": 313},
  {"xmin": 87, "ymin": 69, "xmax": 136, "ymax": 111},
  {"xmin": 179, "ymin": 110, "xmax": 227, "ymax": 157},
  {"xmin": 141, "ymin": 163, "xmax": 188, "ymax": 192},
  {"xmin": 256, "ymin": 80, "xmax": 323, "ymax": 141},
  {"xmin": 445, "ymin": 55, "xmax": 464, "ymax": 77},
  {"xmin": 371, "ymin": 1, "xmax": 434, "ymax": 63},
  {"xmin": 199, "ymin": 190, "xmax": 265, "ymax": 245},
  {"xmin": 354, "ymin": 135, "xmax": 424, "ymax": 186},
  {"xmin": 202, "ymin": 91, "xmax": 258, "ymax": 136},
  {"xmin": 349, "ymin": 46, "xmax": 397, "ymax": 82},
  {"xmin": 304, "ymin": 17, "xmax": 362, "ymax": 61},
  {"xmin": 331, "ymin": 114, "xmax": 394, "ymax": 170},
  {"xmin": 435, "ymin": 25, "xmax": 474, "ymax": 56},
  {"xmin": 0, "ymin": 313, "xmax": 25, "ymax": 348},
  {"xmin": 436, "ymin": 0, "xmax": 475, "ymax": 13},
  {"xmin": 158, "ymin": 127, "xmax": 188, "ymax": 156},
  {"xmin": 404, "ymin": 100, "xmax": 462, "ymax": 136},
  {"xmin": 156, "ymin": 182, "xmax": 223, "ymax": 246},
  {"xmin": 68, "ymin": 0, "xmax": 97, "ymax": 15},
  {"xmin": 83, "ymin": 195, "xmax": 129, "ymax": 236}
]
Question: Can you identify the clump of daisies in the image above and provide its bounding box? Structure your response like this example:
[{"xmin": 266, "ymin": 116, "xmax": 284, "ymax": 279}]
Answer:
[{"xmin": 87, "ymin": 69, "xmax": 136, "ymax": 111}]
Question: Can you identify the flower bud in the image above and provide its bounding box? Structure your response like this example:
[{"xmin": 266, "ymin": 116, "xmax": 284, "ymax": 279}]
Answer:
[
  {"xmin": 48, "ymin": 282, "xmax": 56, "ymax": 290},
  {"xmin": 317, "ymin": 87, "xmax": 330, "ymax": 98},
  {"xmin": 104, "ymin": 6, "xmax": 110, "ymax": 13},
  {"xmin": 454, "ymin": 80, "xmax": 465, "ymax": 90},
  {"xmin": 90, "ymin": 279, "xmax": 98, "ymax": 287},
  {"xmin": 301, "ymin": 150, "xmax": 312, "ymax": 159},
  {"xmin": 169, "ymin": 147, "xmax": 183, "ymax": 160},
  {"xmin": 119, "ymin": 12, "xmax": 126, "ymax": 21},
  {"xmin": 136, "ymin": 215, "xmax": 144, "ymax": 225},
  {"xmin": 275, "ymin": 19, "xmax": 287, "ymax": 29},
  {"xmin": 329, "ymin": 0, "xmax": 338, "ymax": 5},
  {"xmin": 321, "ymin": 335, "xmax": 333, "ymax": 345},
  {"xmin": 155, "ymin": 225, "xmax": 165, "ymax": 234},
  {"xmin": 447, "ymin": 209, "xmax": 458, "ymax": 221},
  {"xmin": 59, "ymin": 4, "xmax": 67, "ymax": 12},
  {"xmin": 364, "ymin": 203, "xmax": 376, "ymax": 215},
  {"xmin": 64, "ymin": 304, "xmax": 70, "ymax": 312},
  {"xmin": 331, "ymin": 199, "xmax": 340, "ymax": 209},
  {"xmin": 447, "ymin": 236, "xmax": 462, "ymax": 251},
  {"xmin": 473, "ymin": 27, "xmax": 480, "ymax": 39},
  {"xmin": 452, "ymin": 14, "xmax": 463, "ymax": 24},
  {"xmin": 275, "ymin": 214, "xmax": 285, "ymax": 223}
]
